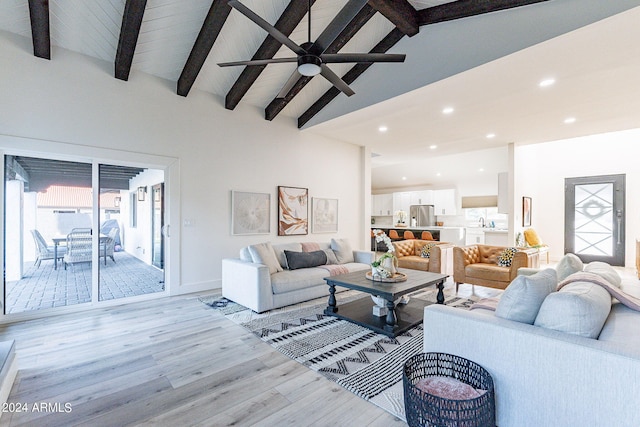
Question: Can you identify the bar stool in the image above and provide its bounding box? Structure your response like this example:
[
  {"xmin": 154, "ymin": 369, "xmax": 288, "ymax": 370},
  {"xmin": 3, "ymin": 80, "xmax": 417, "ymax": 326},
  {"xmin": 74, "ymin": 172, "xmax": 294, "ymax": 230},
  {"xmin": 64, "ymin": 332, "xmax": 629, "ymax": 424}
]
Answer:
[
  {"xmin": 421, "ymin": 231, "xmax": 435, "ymax": 240},
  {"xmin": 404, "ymin": 230, "xmax": 416, "ymax": 239}
]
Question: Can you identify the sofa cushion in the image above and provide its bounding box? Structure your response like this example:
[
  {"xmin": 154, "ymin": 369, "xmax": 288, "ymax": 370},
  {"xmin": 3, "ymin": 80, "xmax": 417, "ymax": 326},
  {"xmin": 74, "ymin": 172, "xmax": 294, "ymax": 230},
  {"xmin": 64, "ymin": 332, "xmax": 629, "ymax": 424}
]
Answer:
[
  {"xmin": 584, "ymin": 261, "xmax": 622, "ymax": 288},
  {"xmin": 497, "ymin": 247, "xmax": 518, "ymax": 267},
  {"xmin": 597, "ymin": 302, "xmax": 640, "ymax": 348},
  {"xmin": 272, "ymin": 242, "xmax": 303, "ymax": 269},
  {"xmin": 239, "ymin": 246, "xmax": 252, "ymax": 262},
  {"xmin": 556, "ymin": 253, "xmax": 583, "ymax": 281},
  {"xmin": 496, "ymin": 268, "xmax": 557, "ymax": 324},
  {"xmin": 534, "ymin": 281, "xmax": 612, "ymax": 338},
  {"xmin": 248, "ymin": 242, "xmax": 283, "ymax": 274},
  {"xmin": 331, "ymin": 238, "xmax": 354, "ymax": 264},
  {"xmin": 466, "ymin": 264, "xmax": 511, "ymax": 282},
  {"xmin": 285, "ymin": 250, "xmax": 327, "ymax": 270},
  {"xmin": 397, "ymin": 256, "xmax": 430, "ymax": 272},
  {"xmin": 271, "ymin": 268, "xmax": 328, "ymax": 294}
]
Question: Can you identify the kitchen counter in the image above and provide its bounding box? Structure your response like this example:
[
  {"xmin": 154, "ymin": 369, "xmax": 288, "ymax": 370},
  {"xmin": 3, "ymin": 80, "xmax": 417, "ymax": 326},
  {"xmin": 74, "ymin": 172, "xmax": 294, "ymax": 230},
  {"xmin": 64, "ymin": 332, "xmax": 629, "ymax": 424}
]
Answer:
[{"xmin": 371, "ymin": 226, "xmax": 466, "ymax": 247}]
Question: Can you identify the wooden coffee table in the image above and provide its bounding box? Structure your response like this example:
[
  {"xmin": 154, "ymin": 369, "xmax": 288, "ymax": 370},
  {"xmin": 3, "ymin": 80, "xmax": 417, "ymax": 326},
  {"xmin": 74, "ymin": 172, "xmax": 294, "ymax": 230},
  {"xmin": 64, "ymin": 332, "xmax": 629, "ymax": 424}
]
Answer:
[{"xmin": 323, "ymin": 268, "xmax": 448, "ymax": 338}]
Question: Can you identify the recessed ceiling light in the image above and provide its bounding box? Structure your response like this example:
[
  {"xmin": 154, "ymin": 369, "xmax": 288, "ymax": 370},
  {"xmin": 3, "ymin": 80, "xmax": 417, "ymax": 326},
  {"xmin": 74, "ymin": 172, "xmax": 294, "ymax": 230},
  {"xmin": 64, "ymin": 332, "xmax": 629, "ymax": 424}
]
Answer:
[
  {"xmin": 539, "ymin": 78, "xmax": 556, "ymax": 88},
  {"xmin": 378, "ymin": 125, "xmax": 388, "ymax": 132},
  {"xmin": 478, "ymin": 168, "xmax": 485, "ymax": 172},
  {"xmin": 401, "ymin": 176, "xmax": 407, "ymax": 181},
  {"xmin": 564, "ymin": 117, "xmax": 576, "ymax": 124},
  {"xmin": 486, "ymin": 133, "xmax": 496, "ymax": 139},
  {"xmin": 442, "ymin": 107, "xmax": 454, "ymax": 115},
  {"xmin": 429, "ymin": 144, "xmax": 437, "ymax": 150},
  {"xmin": 436, "ymin": 172, "xmax": 441, "ymax": 177}
]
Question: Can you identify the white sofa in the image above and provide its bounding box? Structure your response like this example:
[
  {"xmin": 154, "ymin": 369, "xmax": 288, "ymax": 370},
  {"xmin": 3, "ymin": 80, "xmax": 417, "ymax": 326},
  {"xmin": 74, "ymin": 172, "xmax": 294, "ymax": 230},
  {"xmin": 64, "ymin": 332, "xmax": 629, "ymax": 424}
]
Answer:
[
  {"xmin": 222, "ymin": 239, "xmax": 372, "ymax": 313},
  {"xmin": 422, "ymin": 260, "xmax": 640, "ymax": 427}
]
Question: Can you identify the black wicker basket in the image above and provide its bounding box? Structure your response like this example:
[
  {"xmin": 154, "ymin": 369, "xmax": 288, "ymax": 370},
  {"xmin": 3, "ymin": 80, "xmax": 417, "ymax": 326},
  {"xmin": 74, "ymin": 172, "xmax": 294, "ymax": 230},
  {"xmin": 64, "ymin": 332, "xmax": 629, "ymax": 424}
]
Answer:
[{"xmin": 403, "ymin": 352, "xmax": 495, "ymax": 427}]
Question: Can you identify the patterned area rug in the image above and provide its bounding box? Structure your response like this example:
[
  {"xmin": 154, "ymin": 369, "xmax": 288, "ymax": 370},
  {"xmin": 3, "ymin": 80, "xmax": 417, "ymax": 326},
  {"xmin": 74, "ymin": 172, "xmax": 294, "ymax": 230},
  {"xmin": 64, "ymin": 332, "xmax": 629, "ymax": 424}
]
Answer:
[{"xmin": 200, "ymin": 288, "xmax": 478, "ymax": 421}]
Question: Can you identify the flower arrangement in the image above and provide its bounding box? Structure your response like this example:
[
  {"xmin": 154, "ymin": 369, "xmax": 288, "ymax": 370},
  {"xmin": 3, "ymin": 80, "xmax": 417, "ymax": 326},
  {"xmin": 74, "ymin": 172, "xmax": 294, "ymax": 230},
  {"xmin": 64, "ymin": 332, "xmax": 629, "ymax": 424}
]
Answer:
[
  {"xmin": 395, "ymin": 210, "xmax": 407, "ymax": 224},
  {"xmin": 371, "ymin": 229, "xmax": 397, "ymax": 278}
]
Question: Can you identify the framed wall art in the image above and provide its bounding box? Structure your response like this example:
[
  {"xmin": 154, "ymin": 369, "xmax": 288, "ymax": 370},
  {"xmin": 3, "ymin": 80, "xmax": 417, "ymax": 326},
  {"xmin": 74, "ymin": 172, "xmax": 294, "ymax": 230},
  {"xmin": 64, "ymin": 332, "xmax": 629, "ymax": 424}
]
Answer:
[
  {"xmin": 522, "ymin": 196, "xmax": 532, "ymax": 227},
  {"xmin": 312, "ymin": 197, "xmax": 338, "ymax": 233},
  {"xmin": 278, "ymin": 186, "xmax": 308, "ymax": 236},
  {"xmin": 231, "ymin": 191, "xmax": 271, "ymax": 235}
]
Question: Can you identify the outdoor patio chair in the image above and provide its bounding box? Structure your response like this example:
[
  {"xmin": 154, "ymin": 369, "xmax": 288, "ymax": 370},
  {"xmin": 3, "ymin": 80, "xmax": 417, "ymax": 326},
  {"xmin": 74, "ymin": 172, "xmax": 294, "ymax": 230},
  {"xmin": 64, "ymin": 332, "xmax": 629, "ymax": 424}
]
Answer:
[
  {"xmin": 100, "ymin": 228, "xmax": 118, "ymax": 264},
  {"xmin": 30, "ymin": 229, "xmax": 66, "ymax": 268},
  {"xmin": 63, "ymin": 230, "xmax": 93, "ymax": 270}
]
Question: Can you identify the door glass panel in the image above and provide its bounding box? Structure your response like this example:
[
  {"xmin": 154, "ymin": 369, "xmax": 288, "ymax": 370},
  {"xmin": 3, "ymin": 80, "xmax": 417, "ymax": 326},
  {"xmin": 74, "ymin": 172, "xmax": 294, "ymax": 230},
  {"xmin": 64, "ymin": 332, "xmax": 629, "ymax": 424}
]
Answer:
[
  {"xmin": 98, "ymin": 164, "xmax": 165, "ymax": 301},
  {"xmin": 4, "ymin": 155, "xmax": 93, "ymax": 313},
  {"xmin": 573, "ymin": 183, "xmax": 614, "ymax": 256}
]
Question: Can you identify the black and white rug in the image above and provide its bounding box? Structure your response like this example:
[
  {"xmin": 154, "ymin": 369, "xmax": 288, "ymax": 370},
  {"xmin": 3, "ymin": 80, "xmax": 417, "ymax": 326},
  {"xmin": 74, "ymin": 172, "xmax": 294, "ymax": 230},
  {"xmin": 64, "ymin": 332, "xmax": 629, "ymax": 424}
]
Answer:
[{"xmin": 200, "ymin": 288, "xmax": 478, "ymax": 421}]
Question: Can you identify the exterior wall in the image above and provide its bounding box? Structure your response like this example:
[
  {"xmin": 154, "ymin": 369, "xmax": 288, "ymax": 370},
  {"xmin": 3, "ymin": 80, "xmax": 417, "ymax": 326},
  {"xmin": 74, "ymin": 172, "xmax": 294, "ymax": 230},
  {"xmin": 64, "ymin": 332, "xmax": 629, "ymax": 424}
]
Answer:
[{"xmin": 0, "ymin": 32, "xmax": 368, "ymax": 294}]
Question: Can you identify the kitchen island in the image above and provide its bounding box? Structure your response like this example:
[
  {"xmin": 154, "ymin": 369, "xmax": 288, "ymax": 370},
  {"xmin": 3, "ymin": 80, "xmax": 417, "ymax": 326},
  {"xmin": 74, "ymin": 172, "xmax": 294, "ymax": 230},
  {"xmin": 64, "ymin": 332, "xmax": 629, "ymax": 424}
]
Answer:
[{"xmin": 371, "ymin": 226, "xmax": 465, "ymax": 249}]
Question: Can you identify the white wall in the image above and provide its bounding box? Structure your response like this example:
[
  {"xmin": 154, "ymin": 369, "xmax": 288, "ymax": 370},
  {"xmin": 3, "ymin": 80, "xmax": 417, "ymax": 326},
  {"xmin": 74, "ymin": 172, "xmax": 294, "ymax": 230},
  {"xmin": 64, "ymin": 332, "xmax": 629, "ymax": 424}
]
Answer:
[
  {"xmin": 515, "ymin": 129, "xmax": 640, "ymax": 266},
  {"xmin": 0, "ymin": 31, "xmax": 367, "ymax": 293}
]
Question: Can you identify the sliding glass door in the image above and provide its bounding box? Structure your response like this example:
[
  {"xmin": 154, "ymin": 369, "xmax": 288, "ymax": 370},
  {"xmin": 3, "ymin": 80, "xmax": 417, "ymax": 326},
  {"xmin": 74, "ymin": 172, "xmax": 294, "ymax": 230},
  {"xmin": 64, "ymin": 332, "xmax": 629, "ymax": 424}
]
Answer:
[{"xmin": 3, "ymin": 154, "xmax": 167, "ymax": 314}]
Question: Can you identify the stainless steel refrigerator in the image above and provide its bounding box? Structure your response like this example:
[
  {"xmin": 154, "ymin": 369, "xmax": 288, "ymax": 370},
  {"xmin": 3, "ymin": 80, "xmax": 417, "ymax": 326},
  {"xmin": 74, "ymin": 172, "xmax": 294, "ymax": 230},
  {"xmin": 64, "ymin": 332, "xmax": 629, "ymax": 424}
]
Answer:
[{"xmin": 410, "ymin": 205, "xmax": 436, "ymax": 227}]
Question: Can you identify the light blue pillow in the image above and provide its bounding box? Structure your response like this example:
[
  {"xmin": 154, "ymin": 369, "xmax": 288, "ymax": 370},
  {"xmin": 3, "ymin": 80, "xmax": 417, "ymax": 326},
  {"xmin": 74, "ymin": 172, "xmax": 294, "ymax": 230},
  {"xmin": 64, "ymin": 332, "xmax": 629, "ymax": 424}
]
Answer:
[
  {"xmin": 496, "ymin": 268, "xmax": 557, "ymax": 324},
  {"xmin": 556, "ymin": 253, "xmax": 583, "ymax": 281}
]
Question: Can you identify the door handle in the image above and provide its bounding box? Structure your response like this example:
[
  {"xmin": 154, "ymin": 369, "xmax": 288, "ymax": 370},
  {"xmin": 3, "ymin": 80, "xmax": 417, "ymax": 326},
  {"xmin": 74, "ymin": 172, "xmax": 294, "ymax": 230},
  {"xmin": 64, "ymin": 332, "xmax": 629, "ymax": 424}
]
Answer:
[
  {"xmin": 162, "ymin": 225, "xmax": 170, "ymax": 238},
  {"xmin": 616, "ymin": 210, "xmax": 622, "ymax": 244}
]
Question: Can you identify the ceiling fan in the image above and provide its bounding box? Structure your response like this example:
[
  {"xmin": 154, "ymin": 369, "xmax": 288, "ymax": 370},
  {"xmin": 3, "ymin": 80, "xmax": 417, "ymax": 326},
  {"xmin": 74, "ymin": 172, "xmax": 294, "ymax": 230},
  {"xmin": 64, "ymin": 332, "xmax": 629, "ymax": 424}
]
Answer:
[{"xmin": 218, "ymin": 0, "xmax": 406, "ymax": 98}]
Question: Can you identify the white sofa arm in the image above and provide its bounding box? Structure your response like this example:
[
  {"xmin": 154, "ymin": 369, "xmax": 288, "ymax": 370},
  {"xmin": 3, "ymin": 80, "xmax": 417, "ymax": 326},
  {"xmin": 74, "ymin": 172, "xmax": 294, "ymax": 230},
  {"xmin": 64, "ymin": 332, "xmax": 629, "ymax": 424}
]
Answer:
[
  {"xmin": 423, "ymin": 305, "xmax": 640, "ymax": 427},
  {"xmin": 353, "ymin": 250, "xmax": 374, "ymax": 265},
  {"xmin": 221, "ymin": 258, "xmax": 272, "ymax": 313}
]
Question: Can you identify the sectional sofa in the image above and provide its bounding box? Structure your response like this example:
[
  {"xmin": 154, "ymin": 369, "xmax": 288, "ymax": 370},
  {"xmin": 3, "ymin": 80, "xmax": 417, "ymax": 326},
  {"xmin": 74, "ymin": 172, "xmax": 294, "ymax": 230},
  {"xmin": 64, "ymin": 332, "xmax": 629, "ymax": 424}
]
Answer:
[{"xmin": 423, "ymin": 255, "xmax": 640, "ymax": 426}]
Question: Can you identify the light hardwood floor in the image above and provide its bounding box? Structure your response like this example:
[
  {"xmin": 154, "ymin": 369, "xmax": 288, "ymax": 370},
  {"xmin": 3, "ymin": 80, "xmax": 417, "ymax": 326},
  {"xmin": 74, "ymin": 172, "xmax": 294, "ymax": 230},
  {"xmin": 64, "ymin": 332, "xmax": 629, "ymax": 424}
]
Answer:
[{"xmin": 0, "ymin": 291, "xmax": 407, "ymax": 426}]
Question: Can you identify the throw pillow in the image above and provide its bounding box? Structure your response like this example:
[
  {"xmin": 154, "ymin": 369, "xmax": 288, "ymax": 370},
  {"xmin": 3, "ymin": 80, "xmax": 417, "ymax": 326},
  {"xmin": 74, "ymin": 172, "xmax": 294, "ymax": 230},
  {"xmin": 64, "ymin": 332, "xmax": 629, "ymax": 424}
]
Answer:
[
  {"xmin": 272, "ymin": 242, "xmax": 302, "ymax": 270},
  {"xmin": 534, "ymin": 280, "xmax": 612, "ymax": 339},
  {"xmin": 284, "ymin": 250, "xmax": 328, "ymax": 270},
  {"xmin": 331, "ymin": 238, "xmax": 354, "ymax": 264},
  {"xmin": 497, "ymin": 247, "xmax": 518, "ymax": 267},
  {"xmin": 584, "ymin": 261, "xmax": 622, "ymax": 288},
  {"xmin": 556, "ymin": 253, "xmax": 583, "ymax": 282},
  {"xmin": 420, "ymin": 243, "xmax": 437, "ymax": 258},
  {"xmin": 247, "ymin": 242, "xmax": 283, "ymax": 274},
  {"xmin": 301, "ymin": 242, "xmax": 321, "ymax": 252},
  {"xmin": 323, "ymin": 248, "xmax": 339, "ymax": 265},
  {"xmin": 496, "ymin": 268, "xmax": 558, "ymax": 324},
  {"xmin": 524, "ymin": 228, "xmax": 541, "ymax": 246}
]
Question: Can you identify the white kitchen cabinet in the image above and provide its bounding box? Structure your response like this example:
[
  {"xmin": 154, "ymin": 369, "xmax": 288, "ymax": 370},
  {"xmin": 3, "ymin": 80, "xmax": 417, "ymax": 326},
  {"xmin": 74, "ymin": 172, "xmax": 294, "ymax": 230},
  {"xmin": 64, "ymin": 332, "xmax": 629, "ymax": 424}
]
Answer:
[
  {"xmin": 484, "ymin": 230, "xmax": 509, "ymax": 246},
  {"xmin": 393, "ymin": 192, "xmax": 412, "ymax": 217},
  {"xmin": 498, "ymin": 172, "xmax": 508, "ymax": 213},
  {"xmin": 410, "ymin": 190, "xmax": 433, "ymax": 206},
  {"xmin": 465, "ymin": 228, "xmax": 485, "ymax": 245},
  {"xmin": 372, "ymin": 194, "xmax": 393, "ymax": 216},
  {"xmin": 440, "ymin": 228, "xmax": 465, "ymax": 246},
  {"xmin": 434, "ymin": 189, "xmax": 458, "ymax": 216}
]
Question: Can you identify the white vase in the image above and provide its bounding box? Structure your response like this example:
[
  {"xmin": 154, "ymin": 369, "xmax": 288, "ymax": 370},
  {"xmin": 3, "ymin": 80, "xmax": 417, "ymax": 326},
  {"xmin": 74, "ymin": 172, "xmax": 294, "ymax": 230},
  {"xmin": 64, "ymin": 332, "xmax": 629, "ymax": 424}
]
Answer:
[{"xmin": 380, "ymin": 256, "xmax": 397, "ymax": 276}]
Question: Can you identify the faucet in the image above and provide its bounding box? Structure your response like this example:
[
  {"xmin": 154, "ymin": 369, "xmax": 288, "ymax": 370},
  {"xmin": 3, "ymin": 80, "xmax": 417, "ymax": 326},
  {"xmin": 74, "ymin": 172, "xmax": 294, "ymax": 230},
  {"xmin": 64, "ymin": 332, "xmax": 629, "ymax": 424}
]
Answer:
[{"xmin": 478, "ymin": 217, "xmax": 485, "ymax": 228}]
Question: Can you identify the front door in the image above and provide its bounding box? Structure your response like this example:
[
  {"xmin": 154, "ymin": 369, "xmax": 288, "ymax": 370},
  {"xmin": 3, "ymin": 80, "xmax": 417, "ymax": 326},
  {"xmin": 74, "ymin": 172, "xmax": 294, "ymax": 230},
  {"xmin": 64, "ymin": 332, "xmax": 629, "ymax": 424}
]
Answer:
[{"xmin": 564, "ymin": 174, "xmax": 625, "ymax": 266}]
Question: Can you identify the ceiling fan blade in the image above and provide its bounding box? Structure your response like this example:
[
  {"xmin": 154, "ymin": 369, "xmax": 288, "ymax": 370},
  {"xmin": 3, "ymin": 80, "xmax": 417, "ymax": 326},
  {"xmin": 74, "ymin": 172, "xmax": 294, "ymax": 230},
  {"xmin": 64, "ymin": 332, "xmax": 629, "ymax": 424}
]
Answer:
[
  {"xmin": 228, "ymin": 0, "xmax": 307, "ymax": 56},
  {"xmin": 312, "ymin": 0, "xmax": 368, "ymax": 54},
  {"xmin": 320, "ymin": 53, "xmax": 406, "ymax": 63},
  {"xmin": 320, "ymin": 64, "xmax": 354, "ymax": 97},
  {"xmin": 218, "ymin": 57, "xmax": 298, "ymax": 67},
  {"xmin": 276, "ymin": 69, "xmax": 302, "ymax": 99}
]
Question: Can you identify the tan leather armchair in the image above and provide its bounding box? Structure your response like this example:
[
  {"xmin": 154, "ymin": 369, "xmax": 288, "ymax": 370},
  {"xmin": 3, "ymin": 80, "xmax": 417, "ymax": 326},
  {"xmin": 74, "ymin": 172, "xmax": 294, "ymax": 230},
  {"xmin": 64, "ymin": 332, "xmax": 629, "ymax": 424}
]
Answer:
[
  {"xmin": 392, "ymin": 239, "xmax": 454, "ymax": 276},
  {"xmin": 453, "ymin": 244, "xmax": 539, "ymax": 291}
]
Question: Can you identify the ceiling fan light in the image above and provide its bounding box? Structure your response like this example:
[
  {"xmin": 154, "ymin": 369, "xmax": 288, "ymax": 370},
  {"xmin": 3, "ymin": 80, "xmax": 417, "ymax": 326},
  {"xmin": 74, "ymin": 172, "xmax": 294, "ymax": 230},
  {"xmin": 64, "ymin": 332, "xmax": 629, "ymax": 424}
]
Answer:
[{"xmin": 298, "ymin": 55, "xmax": 322, "ymax": 76}]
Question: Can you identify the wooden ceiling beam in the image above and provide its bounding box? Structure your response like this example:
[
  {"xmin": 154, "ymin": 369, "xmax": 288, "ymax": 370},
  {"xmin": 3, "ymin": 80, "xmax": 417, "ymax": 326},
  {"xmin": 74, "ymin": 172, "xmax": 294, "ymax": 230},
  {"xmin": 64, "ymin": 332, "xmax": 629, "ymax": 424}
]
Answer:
[
  {"xmin": 298, "ymin": 28, "xmax": 405, "ymax": 128},
  {"xmin": 27, "ymin": 0, "xmax": 50, "ymax": 59},
  {"xmin": 417, "ymin": 0, "xmax": 550, "ymax": 25},
  {"xmin": 177, "ymin": 0, "xmax": 232, "ymax": 97},
  {"xmin": 115, "ymin": 0, "xmax": 148, "ymax": 81},
  {"xmin": 367, "ymin": 0, "xmax": 419, "ymax": 36},
  {"xmin": 225, "ymin": 0, "xmax": 317, "ymax": 110},
  {"xmin": 264, "ymin": 4, "xmax": 377, "ymax": 122}
]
